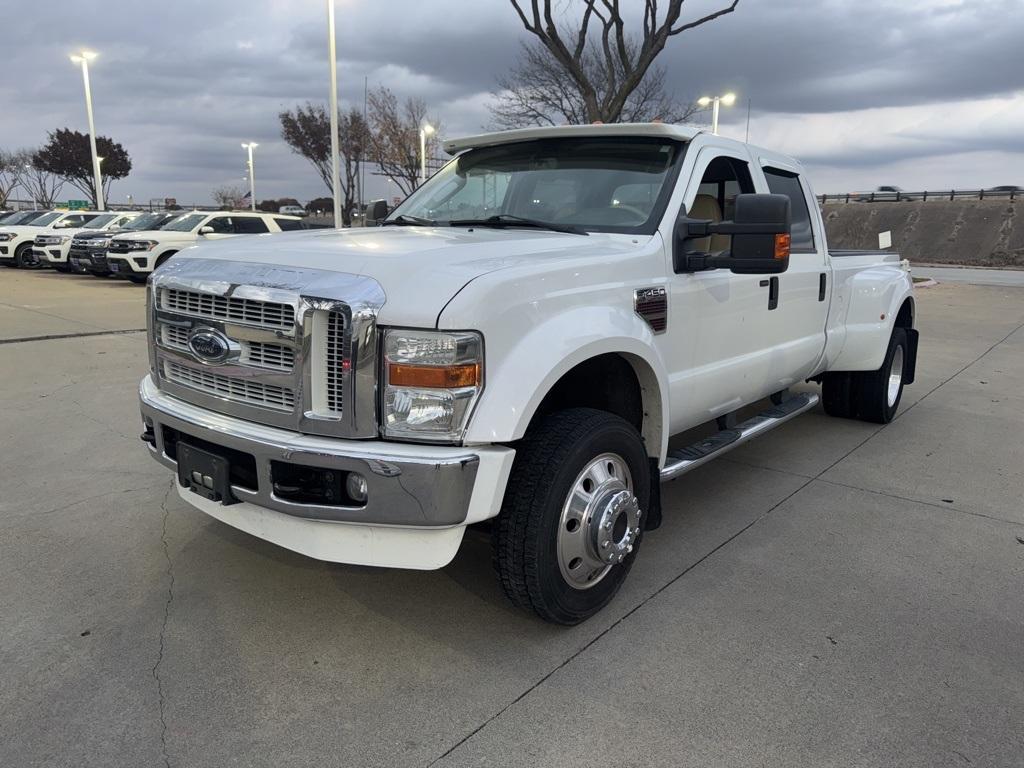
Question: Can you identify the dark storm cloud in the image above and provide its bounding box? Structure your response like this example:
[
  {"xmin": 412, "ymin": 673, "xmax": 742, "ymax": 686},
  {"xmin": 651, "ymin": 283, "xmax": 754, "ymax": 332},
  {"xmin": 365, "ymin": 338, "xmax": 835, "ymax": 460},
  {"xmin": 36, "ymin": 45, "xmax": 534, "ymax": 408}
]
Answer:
[{"xmin": 1, "ymin": 0, "xmax": 1020, "ymax": 202}]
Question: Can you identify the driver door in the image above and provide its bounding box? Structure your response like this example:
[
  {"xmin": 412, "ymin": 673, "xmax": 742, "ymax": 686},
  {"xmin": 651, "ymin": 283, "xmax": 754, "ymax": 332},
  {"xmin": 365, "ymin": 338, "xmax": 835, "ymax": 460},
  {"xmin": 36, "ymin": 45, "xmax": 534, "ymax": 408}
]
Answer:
[{"xmin": 659, "ymin": 147, "xmax": 776, "ymax": 434}]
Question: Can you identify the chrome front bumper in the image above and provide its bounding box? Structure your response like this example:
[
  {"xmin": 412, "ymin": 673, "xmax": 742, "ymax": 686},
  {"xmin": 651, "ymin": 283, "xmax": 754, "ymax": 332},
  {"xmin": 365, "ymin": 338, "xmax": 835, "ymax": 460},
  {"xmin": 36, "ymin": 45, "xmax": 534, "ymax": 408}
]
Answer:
[{"xmin": 139, "ymin": 375, "xmax": 488, "ymax": 528}]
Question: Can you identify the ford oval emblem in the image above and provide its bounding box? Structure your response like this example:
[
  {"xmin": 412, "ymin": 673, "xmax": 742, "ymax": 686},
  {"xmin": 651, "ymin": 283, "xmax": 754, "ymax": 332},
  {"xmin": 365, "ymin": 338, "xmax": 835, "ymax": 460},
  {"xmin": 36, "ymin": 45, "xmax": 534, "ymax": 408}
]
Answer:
[{"xmin": 187, "ymin": 328, "xmax": 232, "ymax": 365}]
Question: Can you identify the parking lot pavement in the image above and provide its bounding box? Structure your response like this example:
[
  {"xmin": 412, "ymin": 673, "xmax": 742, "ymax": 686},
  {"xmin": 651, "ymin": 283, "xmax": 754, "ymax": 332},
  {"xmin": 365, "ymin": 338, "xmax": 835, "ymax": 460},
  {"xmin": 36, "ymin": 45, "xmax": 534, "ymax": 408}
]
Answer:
[
  {"xmin": 1, "ymin": 276, "xmax": 1022, "ymax": 768},
  {"xmin": 913, "ymin": 265, "xmax": 1024, "ymax": 288},
  {"xmin": 0, "ymin": 269, "xmax": 144, "ymax": 341}
]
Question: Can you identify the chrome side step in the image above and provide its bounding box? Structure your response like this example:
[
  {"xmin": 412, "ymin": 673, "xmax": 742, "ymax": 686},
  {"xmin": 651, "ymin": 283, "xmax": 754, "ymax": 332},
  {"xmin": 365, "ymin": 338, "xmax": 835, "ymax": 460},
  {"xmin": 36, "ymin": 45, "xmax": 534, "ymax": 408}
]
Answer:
[{"xmin": 660, "ymin": 392, "xmax": 819, "ymax": 482}]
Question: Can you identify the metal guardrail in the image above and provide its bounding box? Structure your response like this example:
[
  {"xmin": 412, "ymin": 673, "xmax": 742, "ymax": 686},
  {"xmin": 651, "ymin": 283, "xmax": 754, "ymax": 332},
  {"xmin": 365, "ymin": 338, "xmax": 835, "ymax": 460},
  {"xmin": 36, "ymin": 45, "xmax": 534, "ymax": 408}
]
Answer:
[{"xmin": 821, "ymin": 189, "xmax": 1018, "ymax": 204}]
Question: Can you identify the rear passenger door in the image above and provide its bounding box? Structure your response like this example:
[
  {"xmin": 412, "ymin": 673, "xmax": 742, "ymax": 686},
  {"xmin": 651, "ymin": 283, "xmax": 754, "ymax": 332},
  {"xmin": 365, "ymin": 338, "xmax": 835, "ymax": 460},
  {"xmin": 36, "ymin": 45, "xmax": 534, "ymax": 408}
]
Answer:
[
  {"xmin": 233, "ymin": 217, "xmax": 270, "ymax": 235},
  {"xmin": 758, "ymin": 164, "xmax": 829, "ymax": 387}
]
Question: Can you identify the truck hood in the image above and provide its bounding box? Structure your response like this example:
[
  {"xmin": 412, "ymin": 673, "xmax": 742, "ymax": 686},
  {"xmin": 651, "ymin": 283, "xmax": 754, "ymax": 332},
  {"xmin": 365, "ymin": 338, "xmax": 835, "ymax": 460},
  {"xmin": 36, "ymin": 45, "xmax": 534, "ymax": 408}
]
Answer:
[{"xmin": 175, "ymin": 226, "xmax": 646, "ymax": 326}]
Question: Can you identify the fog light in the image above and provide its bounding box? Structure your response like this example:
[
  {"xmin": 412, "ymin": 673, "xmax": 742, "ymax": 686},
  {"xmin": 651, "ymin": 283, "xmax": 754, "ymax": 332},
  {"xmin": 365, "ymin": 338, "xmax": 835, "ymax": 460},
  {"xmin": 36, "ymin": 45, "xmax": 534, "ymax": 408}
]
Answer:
[{"xmin": 346, "ymin": 472, "xmax": 368, "ymax": 504}]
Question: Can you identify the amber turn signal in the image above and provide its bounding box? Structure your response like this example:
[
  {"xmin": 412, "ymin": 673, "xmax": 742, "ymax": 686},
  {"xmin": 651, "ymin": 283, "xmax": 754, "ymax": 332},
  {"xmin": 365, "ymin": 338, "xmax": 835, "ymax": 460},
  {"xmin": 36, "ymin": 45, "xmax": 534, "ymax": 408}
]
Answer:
[
  {"xmin": 774, "ymin": 233, "xmax": 791, "ymax": 260},
  {"xmin": 388, "ymin": 363, "xmax": 481, "ymax": 389}
]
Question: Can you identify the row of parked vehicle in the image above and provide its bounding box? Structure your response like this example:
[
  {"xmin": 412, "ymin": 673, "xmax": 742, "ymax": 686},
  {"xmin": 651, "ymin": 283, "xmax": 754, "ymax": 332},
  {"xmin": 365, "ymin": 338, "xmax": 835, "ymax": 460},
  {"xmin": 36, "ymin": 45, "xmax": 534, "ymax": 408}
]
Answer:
[{"xmin": 0, "ymin": 208, "xmax": 308, "ymax": 282}]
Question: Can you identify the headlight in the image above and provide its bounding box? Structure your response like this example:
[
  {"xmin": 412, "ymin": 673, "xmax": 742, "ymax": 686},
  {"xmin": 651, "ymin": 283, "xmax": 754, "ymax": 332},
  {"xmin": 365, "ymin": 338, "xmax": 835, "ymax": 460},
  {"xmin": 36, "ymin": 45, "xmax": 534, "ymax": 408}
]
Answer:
[
  {"xmin": 137, "ymin": 240, "xmax": 159, "ymax": 251},
  {"xmin": 58, "ymin": 236, "xmax": 70, "ymax": 244},
  {"xmin": 382, "ymin": 329, "xmax": 483, "ymax": 442},
  {"xmin": 0, "ymin": 232, "xmax": 14, "ymax": 242}
]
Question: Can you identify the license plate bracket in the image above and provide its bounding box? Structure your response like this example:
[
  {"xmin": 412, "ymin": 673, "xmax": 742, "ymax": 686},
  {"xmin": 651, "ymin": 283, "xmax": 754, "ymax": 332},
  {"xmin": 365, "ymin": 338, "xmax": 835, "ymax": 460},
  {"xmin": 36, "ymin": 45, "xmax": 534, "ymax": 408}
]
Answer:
[{"xmin": 177, "ymin": 442, "xmax": 237, "ymax": 505}]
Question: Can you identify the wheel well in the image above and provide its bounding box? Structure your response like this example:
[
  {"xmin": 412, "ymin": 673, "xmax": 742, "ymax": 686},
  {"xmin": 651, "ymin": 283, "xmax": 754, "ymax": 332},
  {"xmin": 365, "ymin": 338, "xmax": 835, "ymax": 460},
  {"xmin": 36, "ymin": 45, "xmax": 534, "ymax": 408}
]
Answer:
[
  {"xmin": 895, "ymin": 298, "xmax": 914, "ymax": 329},
  {"xmin": 530, "ymin": 353, "xmax": 662, "ymax": 458},
  {"xmin": 156, "ymin": 251, "xmax": 177, "ymax": 268}
]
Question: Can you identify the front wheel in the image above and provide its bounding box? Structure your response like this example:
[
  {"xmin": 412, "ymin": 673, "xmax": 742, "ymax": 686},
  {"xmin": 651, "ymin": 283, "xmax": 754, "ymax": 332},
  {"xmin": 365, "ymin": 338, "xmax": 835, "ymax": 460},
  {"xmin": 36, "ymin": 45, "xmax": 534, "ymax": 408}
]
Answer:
[
  {"xmin": 14, "ymin": 243, "xmax": 41, "ymax": 269},
  {"xmin": 492, "ymin": 408, "xmax": 650, "ymax": 625}
]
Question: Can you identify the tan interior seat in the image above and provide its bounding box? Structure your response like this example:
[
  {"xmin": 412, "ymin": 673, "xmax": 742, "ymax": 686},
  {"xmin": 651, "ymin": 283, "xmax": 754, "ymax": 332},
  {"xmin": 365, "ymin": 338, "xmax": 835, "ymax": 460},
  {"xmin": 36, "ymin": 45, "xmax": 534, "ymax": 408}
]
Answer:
[{"xmin": 688, "ymin": 194, "xmax": 732, "ymax": 253}]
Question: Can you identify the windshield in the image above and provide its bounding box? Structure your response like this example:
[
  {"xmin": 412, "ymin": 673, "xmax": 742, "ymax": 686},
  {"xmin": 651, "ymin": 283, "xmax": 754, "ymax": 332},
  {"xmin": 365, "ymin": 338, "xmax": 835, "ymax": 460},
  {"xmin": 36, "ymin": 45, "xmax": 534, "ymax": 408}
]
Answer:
[
  {"xmin": 123, "ymin": 213, "xmax": 163, "ymax": 231},
  {"xmin": 84, "ymin": 213, "xmax": 118, "ymax": 229},
  {"xmin": 30, "ymin": 212, "xmax": 63, "ymax": 227},
  {"xmin": 161, "ymin": 213, "xmax": 206, "ymax": 232},
  {"xmin": 389, "ymin": 137, "xmax": 684, "ymax": 234},
  {"xmin": 2, "ymin": 211, "xmax": 34, "ymax": 225}
]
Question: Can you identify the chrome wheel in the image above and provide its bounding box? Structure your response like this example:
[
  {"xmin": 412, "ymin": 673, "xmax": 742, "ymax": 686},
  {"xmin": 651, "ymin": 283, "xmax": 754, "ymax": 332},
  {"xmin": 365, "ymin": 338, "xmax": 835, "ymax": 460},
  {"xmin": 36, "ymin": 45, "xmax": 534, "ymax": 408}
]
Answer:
[
  {"xmin": 557, "ymin": 452, "xmax": 641, "ymax": 589},
  {"xmin": 887, "ymin": 345, "xmax": 904, "ymax": 407}
]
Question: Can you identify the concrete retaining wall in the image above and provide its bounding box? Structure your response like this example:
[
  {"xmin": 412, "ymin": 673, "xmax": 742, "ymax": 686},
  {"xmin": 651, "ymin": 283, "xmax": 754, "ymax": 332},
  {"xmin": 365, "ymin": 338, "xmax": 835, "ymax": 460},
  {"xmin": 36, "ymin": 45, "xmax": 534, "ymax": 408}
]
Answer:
[{"xmin": 822, "ymin": 199, "xmax": 1022, "ymax": 267}]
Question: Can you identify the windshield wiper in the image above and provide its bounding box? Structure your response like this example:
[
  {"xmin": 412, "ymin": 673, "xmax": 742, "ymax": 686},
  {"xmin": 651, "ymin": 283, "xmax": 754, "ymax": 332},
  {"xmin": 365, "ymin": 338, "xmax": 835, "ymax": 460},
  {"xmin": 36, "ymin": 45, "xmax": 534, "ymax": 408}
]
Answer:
[
  {"xmin": 380, "ymin": 214, "xmax": 437, "ymax": 227},
  {"xmin": 448, "ymin": 214, "xmax": 588, "ymax": 236}
]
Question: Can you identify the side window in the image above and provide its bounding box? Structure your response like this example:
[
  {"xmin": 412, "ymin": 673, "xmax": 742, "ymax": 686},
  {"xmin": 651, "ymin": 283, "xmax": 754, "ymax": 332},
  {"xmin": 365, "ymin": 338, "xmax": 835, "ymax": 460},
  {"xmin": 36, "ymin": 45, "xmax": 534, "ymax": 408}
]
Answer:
[
  {"xmin": 233, "ymin": 217, "xmax": 269, "ymax": 234},
  {"xmin": 691, "ymin": 156, "xmax": 754, "ymax": 221},
  {"xmin": 274, "ymin": 218, "xmax": 304, "ymax": 231},
  {"xmin": 763, "ymin": 168, "xmax": 815, "ymax": 251},
  {"xmin": 205, "ymin": 216, "xmax": 234, "ymax": 234}
]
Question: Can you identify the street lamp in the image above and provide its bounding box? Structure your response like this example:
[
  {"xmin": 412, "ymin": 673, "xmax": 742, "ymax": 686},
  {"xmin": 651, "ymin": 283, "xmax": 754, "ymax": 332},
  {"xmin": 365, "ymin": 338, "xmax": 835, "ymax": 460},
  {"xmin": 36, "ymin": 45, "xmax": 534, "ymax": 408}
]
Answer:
[
  {"xmin": 325, "ymin": 0, "xmax": 342, "ymax": 226},
  {"xmin": 419, "ymin": 124, "xmax": 435, "ymax": 185},
  {"xmin": 697, "ymin": 92, "xmax": 736, "ymax": 136},
  {"xmin": 70, "ymin": 50, "xmax": 104, "ymax": 210},
  {"xmin": 241, "ymin": 143, "xmax": 258, "ymax": 210}
]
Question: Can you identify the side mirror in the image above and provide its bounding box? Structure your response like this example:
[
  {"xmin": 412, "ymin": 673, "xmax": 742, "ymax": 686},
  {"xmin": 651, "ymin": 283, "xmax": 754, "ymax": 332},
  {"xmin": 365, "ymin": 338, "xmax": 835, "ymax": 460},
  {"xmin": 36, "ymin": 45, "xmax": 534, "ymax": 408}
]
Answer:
[
  {"xmin": 674, "ymin": 193, "xmax": 792, "ymax": 275},
  {"xmin": 198, "ymin": 225, "xmax": 214, "ymax": 235},
  {"xmin": 366, "ymin": 199, "xmax": 389, "ymax": 225}
]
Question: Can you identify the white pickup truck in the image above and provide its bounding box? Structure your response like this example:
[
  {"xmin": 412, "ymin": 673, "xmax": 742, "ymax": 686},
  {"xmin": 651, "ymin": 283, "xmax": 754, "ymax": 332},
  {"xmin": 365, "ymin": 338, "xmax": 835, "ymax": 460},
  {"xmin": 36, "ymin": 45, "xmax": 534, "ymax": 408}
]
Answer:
[{"xmin": 139, "ymin": 124, "xmax": 917, "ymax": 624}]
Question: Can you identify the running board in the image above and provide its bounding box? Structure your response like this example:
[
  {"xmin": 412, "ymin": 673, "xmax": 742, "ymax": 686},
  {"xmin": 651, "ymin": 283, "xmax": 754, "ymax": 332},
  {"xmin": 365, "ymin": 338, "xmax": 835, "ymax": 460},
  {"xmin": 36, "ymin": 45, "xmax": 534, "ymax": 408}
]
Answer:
[{"xmin": 660, "ymin": 392, "xmax": 819, "ymax": 482}]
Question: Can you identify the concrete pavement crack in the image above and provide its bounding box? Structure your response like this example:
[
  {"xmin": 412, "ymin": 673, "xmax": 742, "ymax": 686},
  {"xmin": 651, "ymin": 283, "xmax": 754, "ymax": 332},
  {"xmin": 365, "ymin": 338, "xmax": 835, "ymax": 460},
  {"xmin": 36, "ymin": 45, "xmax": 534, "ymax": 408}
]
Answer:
[
  {"xmin": 153, "ymin": 479, "xmax": 175, "ymax": 768},
  {"xmin": 426, "ymin": 319, "xmax": 1024, "ymax": 766},
  {"xmin": 0, "ymin": 328, "xmax": 146, "ymax": 345}
]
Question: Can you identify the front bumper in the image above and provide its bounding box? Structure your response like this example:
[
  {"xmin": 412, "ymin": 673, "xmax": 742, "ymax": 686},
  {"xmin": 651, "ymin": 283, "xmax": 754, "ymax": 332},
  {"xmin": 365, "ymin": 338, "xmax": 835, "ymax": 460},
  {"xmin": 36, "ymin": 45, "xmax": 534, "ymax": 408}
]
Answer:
[
  {"xmin": 139, "ymin": 375, "xmax": 514, "ymax": 568},
  {"xmin": 36, "ymin": 245, "xmax": 69, "ymax": 263},
  {"xmin": 107, "ymin": 253, "xmax": 151, "ymax": 275}
]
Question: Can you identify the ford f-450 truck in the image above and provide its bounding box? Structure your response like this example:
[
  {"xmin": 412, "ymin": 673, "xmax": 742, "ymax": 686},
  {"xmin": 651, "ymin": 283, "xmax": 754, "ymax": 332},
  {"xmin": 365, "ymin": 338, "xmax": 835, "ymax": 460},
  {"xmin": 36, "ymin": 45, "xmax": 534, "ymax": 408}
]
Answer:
[{"xmin": 139, "ymin": 124, "xmax": 917, "ymax": 624}]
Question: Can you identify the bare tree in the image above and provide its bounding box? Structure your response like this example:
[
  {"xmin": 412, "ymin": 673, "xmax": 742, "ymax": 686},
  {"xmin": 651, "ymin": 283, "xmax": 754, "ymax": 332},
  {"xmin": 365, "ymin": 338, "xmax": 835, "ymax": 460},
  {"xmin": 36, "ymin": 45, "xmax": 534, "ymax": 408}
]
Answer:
[
  {"xmin": 279, "ymin": 103, "xmax": 370, "ymax": 224},
  {"xmin": 211, "ymin": 185, "xmax": 248, "ymax": 210},
  {"xmin": 506, "ymin": 0, "xmax": 739, "ymax": 124},
  {"xmin": 367, "ymin": 87, "xmax": 440, "ymax": 197},
  {"xmin": 491, "ymin": 39, "xmax": 700, "ymax": 128},
  {"xmin": 16, "ymin": 150, "xmax": 64, "ymax": 208},
  {"xmin": 0, "ymin": 149, "xmax": 25, "ymax": 207}
]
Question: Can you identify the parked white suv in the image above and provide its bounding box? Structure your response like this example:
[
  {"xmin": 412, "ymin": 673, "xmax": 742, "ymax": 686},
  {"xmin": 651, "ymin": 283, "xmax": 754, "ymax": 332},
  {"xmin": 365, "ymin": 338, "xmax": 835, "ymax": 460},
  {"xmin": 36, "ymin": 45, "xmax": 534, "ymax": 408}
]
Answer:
[
  {"xmin": 138, "ymin": 124, "xmax": 918, "ymax": 623},
  {"xmin": 35, "ymin": 211, "xmax": 143, "ymax": 272},
  {"xmin": 278, "ymin": 205, "xmax": 307, "ymax": 217},
  {"xmin": 106, "ymin": 211, "xmax": 304, "ymax": 282},
  {"xmin": 0, "ymin": 210, "xmax": 105, "ymax": 268}
]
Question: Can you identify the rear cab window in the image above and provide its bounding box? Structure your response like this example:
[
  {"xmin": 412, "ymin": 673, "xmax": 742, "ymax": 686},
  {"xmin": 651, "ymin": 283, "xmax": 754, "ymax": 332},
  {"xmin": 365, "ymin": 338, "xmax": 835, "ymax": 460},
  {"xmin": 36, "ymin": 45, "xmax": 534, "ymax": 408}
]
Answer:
[{"xmin": 762, "ymin": 167, "xmax": 816, "ymax": 252}]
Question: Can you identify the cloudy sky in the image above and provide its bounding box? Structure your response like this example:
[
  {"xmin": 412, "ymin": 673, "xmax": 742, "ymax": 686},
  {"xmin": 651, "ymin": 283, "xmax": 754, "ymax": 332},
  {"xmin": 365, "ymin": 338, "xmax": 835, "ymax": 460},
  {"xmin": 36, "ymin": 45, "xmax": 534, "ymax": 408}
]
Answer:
[{"xmin": 2, "ymin": 0, "xmax": 1021, "ymax": 206}]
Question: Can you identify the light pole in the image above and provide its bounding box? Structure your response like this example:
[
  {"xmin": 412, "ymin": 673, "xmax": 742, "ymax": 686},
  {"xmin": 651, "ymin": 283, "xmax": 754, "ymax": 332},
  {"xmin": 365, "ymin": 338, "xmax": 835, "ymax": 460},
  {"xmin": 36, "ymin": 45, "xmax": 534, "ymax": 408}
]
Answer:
[
  {"xmin": 326, "ymin": 0, "xmax": 342, "ymax": 226},
  {"xmin": 70, "ymin": 50, "xmax": 104, "ymax": 210},
  {"xmin": 697, "ymin": 92, "xmax": 736, "ymax": 136},
  {"xmin": 241, "ymin": 143, "xmax": 258, "ymax": 210},
  {"xmin": 419, "ymin": 124, "xmax": 435, "ymax": 185}
]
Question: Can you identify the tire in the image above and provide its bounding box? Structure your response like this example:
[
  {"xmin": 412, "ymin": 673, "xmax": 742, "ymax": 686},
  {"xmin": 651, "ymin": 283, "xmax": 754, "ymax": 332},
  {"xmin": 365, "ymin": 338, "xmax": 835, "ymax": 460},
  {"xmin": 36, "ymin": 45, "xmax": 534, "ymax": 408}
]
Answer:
[
  {"xmin": 851, "ymin": 328, "xmax": 907, "ymax": 423},
  {"xmin": 821, "ymin": 372, "xmax": 856, "ymax": 418},
  {"xmin": 54, "ymin": 263, "xmax": 71, "ymax": 273},
  {"xmin": 492, "ymin": 408, "xmax": 650, "ymax": 625},
  {"xmin": 128, "ymin": 275, "xmax": 148, "ymax": 284},
  {"xmin": 14, "ymin": 243, "xmax": 41, "ymax": 269}
]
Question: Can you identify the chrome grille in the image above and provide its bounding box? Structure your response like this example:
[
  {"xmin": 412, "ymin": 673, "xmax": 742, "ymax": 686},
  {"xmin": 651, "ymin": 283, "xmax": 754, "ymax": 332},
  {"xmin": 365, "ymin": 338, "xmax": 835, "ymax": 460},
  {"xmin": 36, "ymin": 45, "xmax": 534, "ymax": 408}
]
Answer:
[
  {"xmin": 161, "ymin": 288, "xmax": 294, "ymax": 329},
  {"xmin": 163, "ymin": 360, "xmax": 295, "ymax": 411},
  {"xmin": 324, "ymin": 311, "xmax": 345, "ymax": 415},
  {"xmin": 160, "ymin": 323, "xmax": 294, "ymax": 371},
  {"xmin": 244, "ymin": 340, "xmax": 295, "ymax": 371}
]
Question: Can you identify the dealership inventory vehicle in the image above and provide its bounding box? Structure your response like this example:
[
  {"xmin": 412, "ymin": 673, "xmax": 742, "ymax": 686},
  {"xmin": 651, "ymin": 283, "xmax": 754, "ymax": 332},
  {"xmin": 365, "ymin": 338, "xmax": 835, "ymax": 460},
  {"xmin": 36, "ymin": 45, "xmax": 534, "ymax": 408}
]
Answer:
[
  {"xmin": 69, "ymin": 211, "xmax": 184, "ymax": 276},
  {"xmin": 106, "ymin": 210, "xmax": 304, "ymax": 282},
  {"xmin": 0, "ymin": 210, "xmax": 49, "ymax": 226},
  {"xmin": 139, "ymin": 124, "xmax": 917, "ymax": 624},
  {"xmin": 35, "ymin": 211, "xmax": 142, "ymax": 272},
  {"xmin": 0, "ymin": 210, "xmax": 104, "ymax": 268},
  {"xmin": 278, "ymin": 204, "xmax": 307, "ymax": 217}
]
